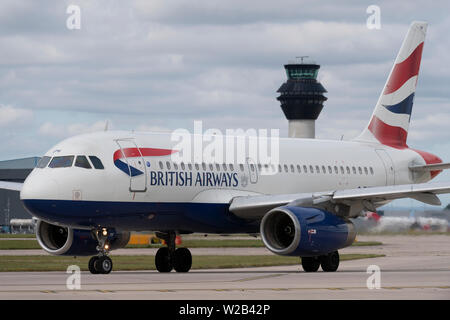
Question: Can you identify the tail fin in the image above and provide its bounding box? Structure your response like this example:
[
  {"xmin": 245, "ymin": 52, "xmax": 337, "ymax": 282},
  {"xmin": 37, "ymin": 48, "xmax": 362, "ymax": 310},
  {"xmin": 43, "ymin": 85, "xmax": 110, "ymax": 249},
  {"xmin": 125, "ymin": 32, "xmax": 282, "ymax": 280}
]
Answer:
[{"xmin": 356, "ymin": 21, "xmax": 427, "ymax": 148}]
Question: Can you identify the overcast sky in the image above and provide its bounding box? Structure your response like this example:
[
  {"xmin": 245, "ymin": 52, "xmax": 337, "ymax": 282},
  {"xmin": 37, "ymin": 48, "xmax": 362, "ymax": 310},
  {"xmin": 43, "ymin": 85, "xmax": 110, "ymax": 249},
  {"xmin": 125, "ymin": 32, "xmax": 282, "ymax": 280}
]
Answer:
[{"xmin": 1, "ymin": 1, "xmax": 449, "ymax": 208}]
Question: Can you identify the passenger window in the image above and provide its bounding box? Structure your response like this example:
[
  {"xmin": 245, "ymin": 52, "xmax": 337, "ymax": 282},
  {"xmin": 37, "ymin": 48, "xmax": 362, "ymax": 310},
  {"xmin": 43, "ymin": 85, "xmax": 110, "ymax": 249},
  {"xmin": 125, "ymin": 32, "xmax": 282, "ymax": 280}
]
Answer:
[
  {"xmin": 364, "ymin": 167, "xmax": 368, "ymax": 175},
  {"xmin": 229, "ymin": 164, "xmax": 234, "ymax": 171},
  {"xmin": 159, "ymin": 161, "xmax": 163, "ymax": 169},
  {"xmin": 303, "ymin": 165, "xmax": 308, "ymax": 173},
  {"xmin": 297, "ymin": 165, "xmax": 301, "ymax": 173},
  {"xmin": 352, "ymin": 166, "xmax": 356, "ymax": 174},
  {"xmin": 310, "ymin": 165, "xmax": 314, "ymax": 173},
  {"xmin": 49, "ymin": 156, "xmax": 74, "ymax": 168},
  {"xmin": 240, "ymin": 164, "xmax": 244, "ymax": 171},
  {"xmin": 290, "ymin": 164, "xmax": 294, "ymax": 173},
  {"xmin": 181, "ymin": 162, "xmax": 185, "ymax": 170},
  {"xmin": 258, "ymin": 164, "xmax": 262, "ymax": 171},
  {"xmin": 37, "ymin": 156, "xmax": 51, "ymax": 168},
  {"xmin": 334, "ymin": 166, "xmax": 338, "ymax": 174},
  {"xmin": 195, "ymin": 163, "xmax": 199, "ymax": 170},
  {"xmin": 202, "ymin": 163, "xmax": 206, "ymax": 170},
  {"xmin": 328, "ymin": 166, "xmax": 332, "ymax": 174},
  {"xmin": 278, "ymin": 164, "xmax": 282, "ymax": 173},
  {"xmin": 315, "ymin": 165, "xmax": 320, "ymax": 173},
  {"xmin": 358, "ymin": 167, "xmax": 362, "ymax": 174},
  {"xmin": 209, "ymin": 163, "xmax": 214, "ymax": 171},
  {"xmin": 216, "ymin": 164, "xmax": 221, "ymax": 171},
  {"xmin": 188, "ymin": 163, "xmax": 192, "ymax": 170},
  {"xmin": 75, "ymin": 156, "xmax": 92, "ymax": 169},
  {"xmin": 89, "ymin": 156, "xmax": 104, "ymax": 169},
  {"xmin": 250, "ymin": 164, "xmax": 255, "ymax": 172},
  {"xmin": 370, "ymin": 167, "xmax": 374, "ymax": 175},
  {"xmin": 322, "ymin": 166, "xmax": 326, "ymax": 174},
  {"xmin": 166, "ymin": 162, "xmax": 171, "ymax": 170},
  {"xmin": 346, "ymin": 166, "xmax": 350, "ymax": 174},
  {"xmin": 340, "ymin": 166, "xmax": 344, "ymax": 174},
  {"xmin": 222, "ymin": 164, "xmax": 227, "ymax": 171},
  {"xmin": 284, "ymin": 164, "xmax": 288, "ymax": 172}
]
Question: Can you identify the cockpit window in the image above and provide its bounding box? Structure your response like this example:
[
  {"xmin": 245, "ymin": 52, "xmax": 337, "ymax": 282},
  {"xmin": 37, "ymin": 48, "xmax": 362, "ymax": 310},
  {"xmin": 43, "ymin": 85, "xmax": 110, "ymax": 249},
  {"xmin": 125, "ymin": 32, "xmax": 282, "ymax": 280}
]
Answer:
[
  {"xmin": 89, "ymin": 156, "xmax": 104, "ymax": 169},
  {"xmin": 48, "ymin": 156, "xmax": 74, "ymax": 168},
  {"xmin": 37, "ymin": 156, "xmax": 51, "ymax": 168},
  {"xmin": 75, "ymin": 156, "xmax": 92, "ymax": 169}
]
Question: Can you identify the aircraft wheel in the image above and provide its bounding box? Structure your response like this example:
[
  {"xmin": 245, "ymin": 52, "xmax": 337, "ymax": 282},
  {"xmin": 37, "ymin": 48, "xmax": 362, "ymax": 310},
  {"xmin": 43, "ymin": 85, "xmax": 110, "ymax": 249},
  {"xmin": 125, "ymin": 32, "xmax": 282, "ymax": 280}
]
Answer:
[
  {"xmin": 94, "ymin": 256, "xmax": 113, "ymax": 274},
  {"xmin": 301, "ymin": 256, "xmax": 320, "ymax": 272},
  {"xmin": 155, "ymin": 247, "xmax": 173, "ymax": 272},
  {"xmin": 88, "ymin": 256, "xmax": 100, "ymax": 274},
  {"xmin": 173, "ymin": 248, "xmax": 192, "ymax": 272},
  {"xmin": 320, "ymin": 251, "xmax": 340, "ymax": 272}
]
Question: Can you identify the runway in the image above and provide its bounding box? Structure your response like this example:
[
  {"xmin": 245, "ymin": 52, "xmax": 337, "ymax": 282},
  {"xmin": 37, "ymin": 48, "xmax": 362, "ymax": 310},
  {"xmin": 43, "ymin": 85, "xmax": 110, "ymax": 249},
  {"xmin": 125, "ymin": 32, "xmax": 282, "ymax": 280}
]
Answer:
[{"xmin": 0, "ymin": 235, "xmax": 449, "ymax": 299}]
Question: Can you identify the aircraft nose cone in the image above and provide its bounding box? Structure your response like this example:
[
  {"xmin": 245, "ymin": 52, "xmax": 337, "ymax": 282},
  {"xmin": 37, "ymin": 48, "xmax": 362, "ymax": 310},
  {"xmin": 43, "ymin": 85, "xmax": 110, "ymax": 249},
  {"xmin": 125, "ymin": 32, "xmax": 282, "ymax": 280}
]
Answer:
[{"xmin": 20, "ymin": 173, "xmax": 61, "ymax": 201}]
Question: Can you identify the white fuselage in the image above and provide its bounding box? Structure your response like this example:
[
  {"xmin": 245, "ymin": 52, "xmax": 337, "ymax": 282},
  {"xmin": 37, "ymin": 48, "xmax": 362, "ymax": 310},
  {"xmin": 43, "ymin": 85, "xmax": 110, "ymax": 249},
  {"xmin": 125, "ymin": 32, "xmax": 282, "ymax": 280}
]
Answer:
[{"xmin": 19, "ymin": 130, "xmax": 432, "ymax": 232}]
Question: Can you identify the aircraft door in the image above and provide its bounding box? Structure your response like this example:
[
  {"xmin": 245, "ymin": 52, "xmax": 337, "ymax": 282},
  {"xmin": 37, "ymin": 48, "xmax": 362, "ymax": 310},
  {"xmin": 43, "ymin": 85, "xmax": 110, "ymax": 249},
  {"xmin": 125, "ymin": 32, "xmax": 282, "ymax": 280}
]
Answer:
[
  {"xmin": 375, "ymin": 149, "xmax": 395, "ymax": 186},
  {"xmin": 246, "ymin": 157, "xmax": 258, "ymax": 184},
  {"xmin": 115, "ymin": 139, "xmax": 147, "ymax": 192}
]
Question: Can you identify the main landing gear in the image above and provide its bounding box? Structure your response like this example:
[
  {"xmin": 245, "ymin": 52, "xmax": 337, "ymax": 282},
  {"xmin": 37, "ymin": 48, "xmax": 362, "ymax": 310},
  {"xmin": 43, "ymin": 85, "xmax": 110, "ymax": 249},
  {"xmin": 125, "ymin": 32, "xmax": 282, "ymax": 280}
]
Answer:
[
  {"xmin": 155, "ymin": 231, "xmax": 192, "ymax": 273},
  {"xmin": 301, "ymin": 251, "xmax": 340, "ymax": 272},
  {"xmin": 88, "ymin": 228, "xmax": 113, "ymax": 274}
]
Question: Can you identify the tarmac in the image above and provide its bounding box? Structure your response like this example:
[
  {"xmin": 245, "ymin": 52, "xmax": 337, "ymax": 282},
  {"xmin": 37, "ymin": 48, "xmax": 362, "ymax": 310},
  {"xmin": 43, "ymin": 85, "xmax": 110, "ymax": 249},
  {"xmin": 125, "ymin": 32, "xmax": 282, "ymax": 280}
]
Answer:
[{"xmin": 0, "ymin": 235, "xmax": 449, "ymax": 299}]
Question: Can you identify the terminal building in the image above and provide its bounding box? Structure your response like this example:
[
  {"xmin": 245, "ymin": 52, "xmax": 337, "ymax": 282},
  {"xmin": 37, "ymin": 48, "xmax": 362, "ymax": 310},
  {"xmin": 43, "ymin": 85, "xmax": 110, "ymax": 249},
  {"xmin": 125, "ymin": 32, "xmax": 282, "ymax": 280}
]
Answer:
[{"xmin": 0, "ymin": 157, "xmax": 39, "ymax": 233}]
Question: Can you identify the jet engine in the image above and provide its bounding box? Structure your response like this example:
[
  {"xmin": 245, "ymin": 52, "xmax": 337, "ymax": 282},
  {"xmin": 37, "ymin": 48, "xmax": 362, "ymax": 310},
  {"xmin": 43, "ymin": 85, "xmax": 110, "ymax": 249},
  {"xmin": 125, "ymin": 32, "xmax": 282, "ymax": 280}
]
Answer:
[
  {"xmin": 36, "ymin": 220, "xmax": 130, "ymax": 256},
  {"xmin": 260, "ymin": 206, "xmax": 356, "ymax": 256}
]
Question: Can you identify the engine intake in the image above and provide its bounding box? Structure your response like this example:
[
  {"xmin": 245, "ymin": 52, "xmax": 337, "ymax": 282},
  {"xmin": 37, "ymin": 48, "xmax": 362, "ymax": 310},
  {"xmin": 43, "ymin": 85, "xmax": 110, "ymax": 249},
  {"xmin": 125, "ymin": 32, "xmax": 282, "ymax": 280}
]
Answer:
[
  {"xmin": 260, "ymin": 206, "xmax": 355, "ymax": 256},
  {"xmin": 36, "ymin": 220, "xmax": 130, "ymax": 256}
]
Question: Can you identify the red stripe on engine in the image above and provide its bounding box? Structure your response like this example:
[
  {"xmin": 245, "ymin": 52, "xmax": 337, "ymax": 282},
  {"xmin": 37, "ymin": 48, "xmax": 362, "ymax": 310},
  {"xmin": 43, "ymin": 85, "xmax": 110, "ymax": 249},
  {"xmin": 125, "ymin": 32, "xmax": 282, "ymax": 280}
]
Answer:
[
  {"xmin": 368, "ymin": 116, "xmax": 408, "ymax": 149},
  {"xmin": 384, "ymin": 42, "xmax": 424, "ymax": 95},
  {"xmin": 113, "ymin": 148, "xmax": 177, "ymax": 161}
]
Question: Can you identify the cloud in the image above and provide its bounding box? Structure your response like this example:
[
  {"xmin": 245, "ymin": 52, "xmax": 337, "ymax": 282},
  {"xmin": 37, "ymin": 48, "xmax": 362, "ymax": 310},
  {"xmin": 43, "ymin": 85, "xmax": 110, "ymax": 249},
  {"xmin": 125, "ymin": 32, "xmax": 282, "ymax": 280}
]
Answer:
[
  {"xmin": 0, "ymin": 105, "xmax": 33, "ymax": 126},
  {"xmin": 38, "ymin": 120, "xmax": 108, "ymax": 139}
]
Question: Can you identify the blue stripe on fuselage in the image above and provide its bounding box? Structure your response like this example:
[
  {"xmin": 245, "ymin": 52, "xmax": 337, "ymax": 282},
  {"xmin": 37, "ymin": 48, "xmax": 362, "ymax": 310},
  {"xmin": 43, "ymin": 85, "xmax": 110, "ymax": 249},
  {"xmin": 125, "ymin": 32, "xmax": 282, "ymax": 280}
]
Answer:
[
  {"xmin": 384, "ymin": 92, "xmax": 414, "ymax": 117},
  {"xmin": 114, "ymin": 159, "xmax": 143, "ymax": 176},
  {"xmin": 22, "ymin": 199, "xmax": 259, "ymax": 233}
]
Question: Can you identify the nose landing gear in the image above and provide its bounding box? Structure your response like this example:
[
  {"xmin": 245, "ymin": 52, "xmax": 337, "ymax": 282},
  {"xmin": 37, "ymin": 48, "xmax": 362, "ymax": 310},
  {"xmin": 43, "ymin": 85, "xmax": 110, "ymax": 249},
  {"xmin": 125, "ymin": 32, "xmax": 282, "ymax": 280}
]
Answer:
[
  {"xmin": 155, "ymin": 231, "xmax": 192, "ymax": 273},
  {"xmin": 88, "ymin": 228, "xmax": 113, "ymax": 274}
]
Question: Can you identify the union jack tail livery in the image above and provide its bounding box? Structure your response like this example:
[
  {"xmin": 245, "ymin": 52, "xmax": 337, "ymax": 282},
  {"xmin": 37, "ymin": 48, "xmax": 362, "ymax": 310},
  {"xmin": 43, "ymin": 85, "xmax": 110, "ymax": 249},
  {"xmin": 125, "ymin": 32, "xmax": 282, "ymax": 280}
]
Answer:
[{"xmin": 357, "ymin": 21, "xmax": 427, "ymax": 149}]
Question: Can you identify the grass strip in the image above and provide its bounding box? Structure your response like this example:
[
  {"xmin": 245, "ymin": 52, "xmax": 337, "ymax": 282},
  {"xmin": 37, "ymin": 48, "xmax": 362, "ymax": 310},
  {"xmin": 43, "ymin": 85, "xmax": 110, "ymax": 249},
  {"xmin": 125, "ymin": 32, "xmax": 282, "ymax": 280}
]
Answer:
[{"xmin": 0, "ymin": 254, "xmax": 384, "ymax": 272}]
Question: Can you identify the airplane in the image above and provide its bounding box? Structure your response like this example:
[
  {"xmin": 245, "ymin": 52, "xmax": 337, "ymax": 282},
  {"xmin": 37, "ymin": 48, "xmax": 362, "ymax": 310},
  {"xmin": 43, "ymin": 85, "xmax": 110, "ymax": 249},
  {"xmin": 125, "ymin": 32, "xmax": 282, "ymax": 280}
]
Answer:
[{"xmin": 2, "ymin": 21, "xmax": 450, "ymax": 274}]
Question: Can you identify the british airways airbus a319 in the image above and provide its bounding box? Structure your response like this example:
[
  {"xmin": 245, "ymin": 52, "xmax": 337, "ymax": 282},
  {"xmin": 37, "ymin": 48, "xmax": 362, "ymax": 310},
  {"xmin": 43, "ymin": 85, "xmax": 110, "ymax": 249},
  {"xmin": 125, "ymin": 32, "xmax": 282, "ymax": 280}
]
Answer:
[{"xmin": 1, "ymin": 21, "xmax": 450, "ymax": 274}]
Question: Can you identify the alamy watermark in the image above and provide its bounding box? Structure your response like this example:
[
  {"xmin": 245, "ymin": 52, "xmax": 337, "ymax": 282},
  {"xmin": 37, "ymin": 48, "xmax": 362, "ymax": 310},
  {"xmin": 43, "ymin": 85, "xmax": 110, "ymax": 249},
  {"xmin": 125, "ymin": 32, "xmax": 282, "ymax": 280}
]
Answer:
[
  {"xmin": 170, "ymin": 121, "xmax": 280, "ymax": 176},
  {"xmin": 66, "ymin": 265, "xmax": 81, "ymax": 290},
  {"xmin": 366, "ymin": 5, "xmax": 381, "ymax": 30},
  {"xmin": 366, "ymin": 265, "xmax": 381, "ymax": 289},
  {"xmin": 66, "ymin": 5, "xmax": 81, "ymax": 30}
]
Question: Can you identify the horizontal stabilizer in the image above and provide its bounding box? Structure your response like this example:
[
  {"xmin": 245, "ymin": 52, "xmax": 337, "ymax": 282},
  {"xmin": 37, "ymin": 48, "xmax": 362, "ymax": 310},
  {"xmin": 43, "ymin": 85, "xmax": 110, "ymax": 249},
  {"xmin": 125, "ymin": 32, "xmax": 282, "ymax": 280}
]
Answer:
[{"xmin": 409, "ymin": 162, "xmax": 450, "ymax": 172}]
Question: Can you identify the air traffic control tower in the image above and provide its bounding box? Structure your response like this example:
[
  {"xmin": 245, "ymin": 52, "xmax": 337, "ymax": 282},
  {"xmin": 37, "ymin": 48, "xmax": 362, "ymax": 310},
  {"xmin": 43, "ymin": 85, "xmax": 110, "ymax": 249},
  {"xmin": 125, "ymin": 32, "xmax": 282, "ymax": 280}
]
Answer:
[{"xmin": 277, "ymin": 57, "xmax": 327, "ymax": 138}]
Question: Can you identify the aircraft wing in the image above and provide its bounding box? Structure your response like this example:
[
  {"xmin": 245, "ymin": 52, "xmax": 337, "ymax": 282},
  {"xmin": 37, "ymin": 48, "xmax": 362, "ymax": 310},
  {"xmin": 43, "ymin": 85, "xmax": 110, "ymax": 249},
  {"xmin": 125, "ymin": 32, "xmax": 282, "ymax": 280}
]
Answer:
[
  {"xmin": 0, "ymin": 181, "xmax": 23, "ymax": 192},
  {"xmin": 229, "ymin": 181, "xmax": 450, "ymax": 220}
]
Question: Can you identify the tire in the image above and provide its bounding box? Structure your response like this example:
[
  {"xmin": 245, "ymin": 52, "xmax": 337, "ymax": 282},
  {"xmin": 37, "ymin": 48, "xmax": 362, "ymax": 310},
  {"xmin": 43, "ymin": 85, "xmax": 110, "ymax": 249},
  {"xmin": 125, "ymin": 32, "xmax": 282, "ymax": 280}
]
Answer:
[
  {"xmin": 320, "ymin": 251, "xmax": 340, "ymax": 272},
  {"xmin": 88, "ymin": 256, "xmax": 99, "ymax": 274},
  {"xmin": 301, "ymin": 256, "xmax": 320, "ymax": 272},
  {"xmin": 173, "ymin": 248, "xmax": 192, "ymax": 272},
  {"xmin": 94, "ymin": 256, "xmax": 113, "ymax": 274},
  {"xmin": 155, "ymin": 247, "xmax": 173, "ymax": 272}
]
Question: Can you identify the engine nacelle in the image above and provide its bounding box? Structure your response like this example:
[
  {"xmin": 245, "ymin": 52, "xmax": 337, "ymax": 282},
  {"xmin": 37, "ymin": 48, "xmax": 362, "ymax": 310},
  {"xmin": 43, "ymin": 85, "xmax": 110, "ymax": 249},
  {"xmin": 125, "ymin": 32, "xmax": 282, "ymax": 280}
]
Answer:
[
  {"xmin": 36, "ymin": 220, "xmax": 130, "ymax": 256},
  {"xmin": 260, "ymin": 206, "xmax": 356, "ymax": 257}
]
